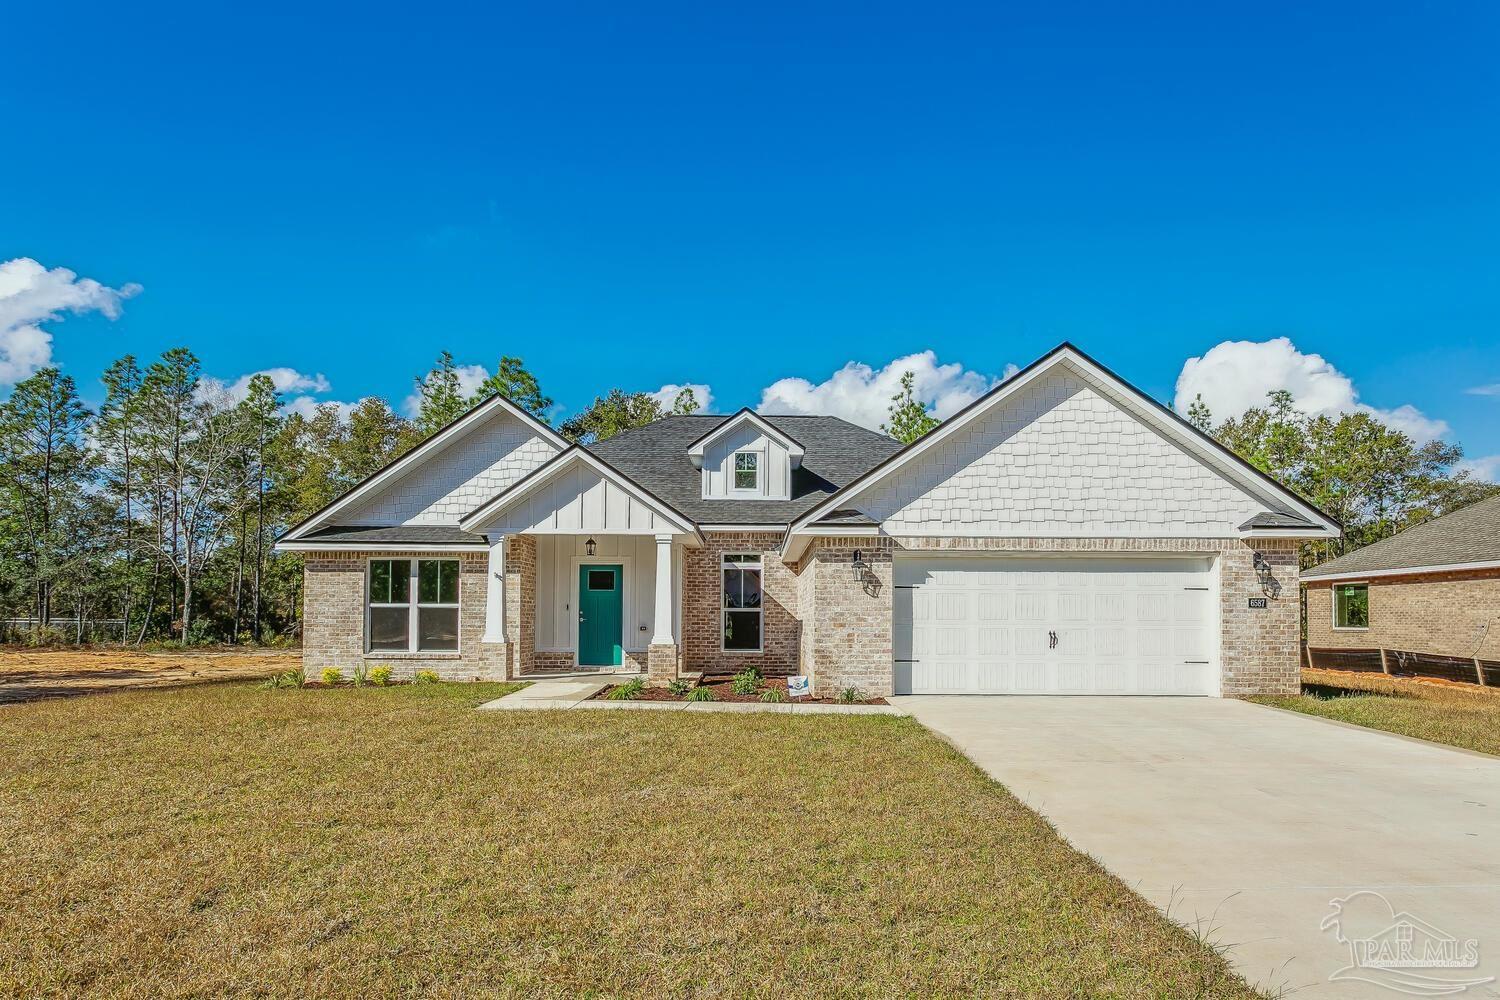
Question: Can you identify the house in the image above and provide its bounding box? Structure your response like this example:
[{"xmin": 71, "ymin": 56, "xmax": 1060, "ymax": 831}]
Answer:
[
  {"xmin": 1303, "ymin": 493, "xmax": 1500, "ymax": 665},
  {"xmin": 276, "ymin": 344, "xmax": 1339, "ymax": 696}
]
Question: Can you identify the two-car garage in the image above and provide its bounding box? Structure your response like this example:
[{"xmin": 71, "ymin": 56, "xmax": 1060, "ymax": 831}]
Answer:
[{"xmin": 892, "ymin": 556, "xmax": 1218, "ymax": 696}]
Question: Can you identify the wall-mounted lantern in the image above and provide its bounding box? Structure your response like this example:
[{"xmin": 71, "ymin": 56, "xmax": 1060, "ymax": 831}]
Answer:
[
  {"xmin": 851, "ymin": 549, "xmax": 867, "ymax": 581},
  {"xmin": 1251, "ymin": 551, "xmax": 1281, "ymax": 598},
  {"xmin": 585, "ymin": 537, "xmax": 597, "ymax": 557}
]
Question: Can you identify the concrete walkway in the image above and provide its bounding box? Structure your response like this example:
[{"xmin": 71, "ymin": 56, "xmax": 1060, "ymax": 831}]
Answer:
[
  {"xmin": 479, "ymin": 680, "xmax": 905, "ymax": 714},
  {"xmin": 894, "ymin": 696, "xmax": 1500, "ymax": 999}
]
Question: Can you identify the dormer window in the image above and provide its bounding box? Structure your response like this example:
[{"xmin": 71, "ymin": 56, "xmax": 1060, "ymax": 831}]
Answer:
[{"xmin": 733, "ymin": 452, "xmax": 759, "ymax": 492}]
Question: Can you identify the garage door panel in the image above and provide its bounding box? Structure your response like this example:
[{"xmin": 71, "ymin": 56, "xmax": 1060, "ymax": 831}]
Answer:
[{"xmin": 893, "ymin": 556, "xmax": 1216, "ymax": 696}]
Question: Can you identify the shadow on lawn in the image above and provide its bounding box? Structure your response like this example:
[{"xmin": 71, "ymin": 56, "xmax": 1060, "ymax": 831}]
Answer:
[{"xmin": 1301, "ymin": 681, "xmax": 1420, "ymax": 702}]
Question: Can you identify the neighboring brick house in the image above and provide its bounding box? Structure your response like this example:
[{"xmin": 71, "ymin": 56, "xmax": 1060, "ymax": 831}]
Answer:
[
  {"xmin": 277, "ymin": 343, "xmax": 1339, "ymax": 697},
  {"xmin": 1303, "ymin": 494, "xmax": 1500, "ymax": 665}
]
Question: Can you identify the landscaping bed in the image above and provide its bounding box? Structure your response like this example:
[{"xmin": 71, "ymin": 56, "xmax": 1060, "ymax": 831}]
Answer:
[{"xmin": 592, "ymin": 671, "xmax": 887, "ymax": 705}]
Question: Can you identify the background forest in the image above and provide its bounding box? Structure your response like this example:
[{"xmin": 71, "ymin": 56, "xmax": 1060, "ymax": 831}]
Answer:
[{"xmin": 0, "ymin": 352, "xmax": 1492, "ymax": 646}]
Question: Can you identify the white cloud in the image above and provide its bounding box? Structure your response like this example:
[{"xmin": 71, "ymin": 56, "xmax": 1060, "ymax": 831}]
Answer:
[
  {"xmin": 283, "ymin": 395, "xmax": 360, "ymax": 421},
  {"xmin": 649, "ymin": 382, "xmax": 714, "ymax": 413},
  {"xmin": 1173, "ymin": 337, "xmax": 1450, "ymax": 443},
  {"xmin": 756, "ymin": 351, "xmax": 1004, "ymax": 432},
  {"xmin": 1458, "ymin": 455, "xmax": 1500, "ymax": 483},
  {"xmin": 0, "ymin": 257, "xmax": 141, "ymax": 384},
  {"xmin": 202, "ymin": 366, "xmax": 332, "ymax": 403},
  {"xmin": 401, "ymin": 362, "xmax": 491, "ymax": 418},
  {"xmin": 1467, "ymin": 383, "xmax": 1500, "ymax": 397}
]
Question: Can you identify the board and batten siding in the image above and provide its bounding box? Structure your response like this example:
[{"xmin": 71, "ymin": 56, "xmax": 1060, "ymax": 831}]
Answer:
[
  {"xmin": 532, "ymin": 535, "xmax": 681, "ymax": 653},
  {"xmin": 481, "ymin": 463, "xmax": 672, "ymax": 535},
  {"xmin": 342, "ymin": 414, "xmax": 560, "ymax": 526},
  {"xmin": 700, "ymin": 423, "xmax": 792, "ymax": 500},
  {"xmin": 855, "ymin": 370, "xmax": 1265, "ymax": 536}
]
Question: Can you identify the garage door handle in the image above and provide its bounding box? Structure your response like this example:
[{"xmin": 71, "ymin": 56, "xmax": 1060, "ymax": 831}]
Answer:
[{"xmin": 1048, "ymin": 630, "xmax": 1057, "ymax": 649}]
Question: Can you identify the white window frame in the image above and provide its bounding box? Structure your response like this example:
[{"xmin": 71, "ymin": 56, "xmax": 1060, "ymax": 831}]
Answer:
[
  {"xmin": 732, "ymin": 451, "xmax": 760, "ymax": 493},
  {"xmin": 720, "ymin": 552, "xmax": 763, "ymax": 653},
  {"xmin": 366, "ymin": 557, "xmax": 462, "ymax": 653},
  {"xmin": 1330, "ymin": 580, "xmax": 1370, "ymax": 631}
]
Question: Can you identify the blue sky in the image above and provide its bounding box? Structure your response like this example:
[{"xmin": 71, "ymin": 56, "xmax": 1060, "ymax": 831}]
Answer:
[{"xmin": 4, "ymin": 2, "xmax": 1498, "ymax": 474}]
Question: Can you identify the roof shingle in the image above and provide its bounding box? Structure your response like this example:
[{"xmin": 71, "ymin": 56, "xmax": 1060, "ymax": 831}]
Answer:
[{"xmin": 1303, "ymin": 494, "xmax": 1500, "ymax": 578}]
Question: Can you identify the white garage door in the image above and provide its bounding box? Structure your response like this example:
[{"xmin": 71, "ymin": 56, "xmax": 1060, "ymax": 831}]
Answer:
[{"xmin": 893, "ymin": 557, "xmax": 1216, "ymax": 695}]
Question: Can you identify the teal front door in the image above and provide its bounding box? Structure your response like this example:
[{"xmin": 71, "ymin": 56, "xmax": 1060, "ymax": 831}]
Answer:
[{"xmin": 578, "ymin": 564, "xmax": 624, "ymax": 666}]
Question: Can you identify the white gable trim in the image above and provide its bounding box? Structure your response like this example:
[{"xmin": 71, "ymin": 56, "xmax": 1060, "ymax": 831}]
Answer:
[
  {"xmin": 784, "ymin": 344, "xmax": 1340, "ymax": 551},
  {"xmin": 686, "ymin": 409, "xmax": 805, "ymax": 470},
  {"xmin": 457, "ymin": 446, "xmax": 701, "ymax": 539},
  {"xmin": 281, "ymin": 395, "xmax": 569, "ymax": 542},
  {"xmin": 1305, "ymin": 559, "xmax": 1500, "ymax": 583}
]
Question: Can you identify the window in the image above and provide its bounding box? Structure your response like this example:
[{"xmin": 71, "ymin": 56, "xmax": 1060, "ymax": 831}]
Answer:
[
  {"xmin": 733, "ymin": 451, "xmax": 759, "ymax": 491},
  {"xmin": 368, "ymin": 558, "xmax": 460, "ymax": 652},
  {"xmin": 1332, "ymin": 583, "xmax": 1369, "ymax": 629},
  {"xmin": 722, "ymin": 553, "xmax": 762, "ymax": 651},
  {"xmin": 587, "ymin": 569, "xmax": 616, "ymax": 591}
]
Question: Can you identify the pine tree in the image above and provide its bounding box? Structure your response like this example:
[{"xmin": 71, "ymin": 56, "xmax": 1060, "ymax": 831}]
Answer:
[
  {"xmin": 471, "ymin": 356, "xmax": 552, "ymax": 419},
  {"xmin": 413, "ymin": 351, "xmax": 469, "ymax": 436},
  {"xmin": 882, "ymin": 371, "xmax": 939, "ymax": 443},
  {"xmin": 1186, "ymin": 393, "xmax": 1213, "ymax": 433},
  {"xmin": 671, "ymin": 387, "xmax": 700, "ymax": 415}
]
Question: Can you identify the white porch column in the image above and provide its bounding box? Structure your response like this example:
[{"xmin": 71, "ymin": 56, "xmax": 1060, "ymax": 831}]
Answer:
[
  {"xmin": 483, "ymin": 534, "xmax": 506, "ymax": 643},
  {"xmin": 651, "ymin": 533, "xmax": 674, "ymax": 646}
]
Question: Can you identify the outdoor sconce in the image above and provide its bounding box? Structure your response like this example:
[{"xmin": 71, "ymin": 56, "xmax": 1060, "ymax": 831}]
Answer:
[
  {"xmin": 1252, "ymin": 551, "xmax": 1281, "ymax": 598},
  {"xmin": 851, "ymin": 549, "xmax": 867, "ymax": 581},
  {"xmin": 585, "ymin": 537, "xmax": 597, "ymax": 557}
]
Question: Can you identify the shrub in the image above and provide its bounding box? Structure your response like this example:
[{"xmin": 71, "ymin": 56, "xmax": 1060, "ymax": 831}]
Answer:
[
  {"xmin": 352, "ymin": 662, "xmax": 369, "ymax": 687},
  {"xmin": 759, "ymin": 686, "xmax": 789, "ymax": 703},
  {"xmin": 184, "ymin": 617, "xmax": 215, "ymax": 647},
  {"xmin": 321, "ymin": 667, "xmax": 344, "ymax": 686},
  {"xmin": 666, "ymin": 678, "xmax": 691, "ymax": 697},
  {"xmin": 369, "ymin": 666, "xmax": 393, "ymax": 687},
  {"xmin": 413, "ymin": 670, "xmax": 440, "ymax": 685},
  {"xmin": 606, "ymin": 677, "xmax": 646, "ymax": 701},
  {"xmin": 685, "ymin": 685, "xmax": 718, "ymax": 702},
  {"xmin": 290, "ymin": 667, "xmax": 305, "ymax": 688},
  {"xmin": 262, "ymin": 669, "xmax": 303, "ymax": 689},
  {"xmin": 730, "ymin": 669, "xmax": 761, "ymax": 696},
  {"xmin": 836, "ymin": 686, "xmax": 864, "ymax": 704}
]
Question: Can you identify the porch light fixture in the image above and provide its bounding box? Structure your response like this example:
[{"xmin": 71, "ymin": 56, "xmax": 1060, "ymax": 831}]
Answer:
[
  {"xmin": 1251, "ymin": 551, "xmax": 1281, "ymax": 598},
  {"xmin": 585, "ymin": 537, "xmax": 597, "ymax": 556},
  {"xmin": 851, "ymin": 549, "xmax": 866, "ymax": 581}
]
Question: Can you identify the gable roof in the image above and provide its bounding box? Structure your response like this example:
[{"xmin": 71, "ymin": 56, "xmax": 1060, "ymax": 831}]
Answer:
[
  {"xmin": 279, "ymin": 393, "xmax": 568, "ymax": 543},
  {"xmin": 785, "ymin": 342, "xmax": 1340, "ymax": 549},
  {"xmin": 586, "ymin": 414, "xmax": 903, "ymax": 525},
  {"xmin": 1303, "ymin": 493, "xmax": 1500, "ymax": 580},
  {"xmin": 685, "ymin": 408, "xmax": 806, "ymax": 468}
]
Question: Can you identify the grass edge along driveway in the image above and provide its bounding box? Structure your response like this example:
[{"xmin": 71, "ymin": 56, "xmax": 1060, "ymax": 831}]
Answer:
[{"xmin": 0, "ymin": 682, "xmax": 1259, "ymax": 998}]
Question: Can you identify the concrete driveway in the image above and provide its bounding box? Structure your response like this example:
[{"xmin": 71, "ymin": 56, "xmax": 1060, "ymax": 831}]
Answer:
[{"xmin": 895, "ymin": 696, "xmax": 1500, "ymax": 999}]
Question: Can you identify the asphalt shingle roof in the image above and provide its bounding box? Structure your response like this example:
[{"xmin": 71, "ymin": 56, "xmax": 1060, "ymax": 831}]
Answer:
[
  {"xmin": 300, "ymin": 525, "xmax": 487, "ymax": 546},
  {"xmin": 1302, "ymin": 494, "xmax": 1500, "ymax": 578},
  {"xmin": 586, "ymin": 414, "xmax": 902, "ymax": 525}
]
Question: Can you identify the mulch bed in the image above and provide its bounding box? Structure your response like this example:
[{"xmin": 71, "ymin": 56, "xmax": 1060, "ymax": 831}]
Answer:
[{"xmin": 592, "ymin": 675, "xmax": 887, "ymax": 705}]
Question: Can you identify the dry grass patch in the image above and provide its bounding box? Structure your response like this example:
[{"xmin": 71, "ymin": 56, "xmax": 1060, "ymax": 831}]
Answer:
[
  {"xmin": 0, "ymin": 647, "xmax": 296, "ymax": 704},
  {"xmin": 1252, "ymin": 668, "xmax": 1500, "ymax": 756},
  {"xmin": 1, "ymin": 682, "xmax": 1256, "ymax": 998}
]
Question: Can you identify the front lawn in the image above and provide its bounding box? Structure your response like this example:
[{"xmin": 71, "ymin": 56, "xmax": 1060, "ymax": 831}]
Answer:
[
  {"xmin": 0, "ymin": 683, "xmax": 1255, "ymax": 998},
  {"xmin": 1252, "ymin": 668, "xmax": 1500, "ymax": 756}
]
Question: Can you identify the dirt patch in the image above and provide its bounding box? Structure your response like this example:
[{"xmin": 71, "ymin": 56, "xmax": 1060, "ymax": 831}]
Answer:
[
  {"xmin": 594, "ymin": 675, "xmax": 886, "ymax": 705},
  {"xmin": 0, "ymin": 648, "xmax": 298, "ymax": 705}
]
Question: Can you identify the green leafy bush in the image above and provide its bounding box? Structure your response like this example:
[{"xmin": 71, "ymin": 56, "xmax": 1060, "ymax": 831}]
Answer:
[
  {"xmin": 606, "ymin": 677, "xmax": 646, "ymax": 701},
  {"xmin": 352, "ymin": 662, "xmax": 369, "ymax": 687},
  {"xmin": 666, "ymin": 678, "xmax": 691, "ymax": 697},
  {"xmin": 836, "ymin": 686, "xmax": 864, "ymax": 704},
  {"xmin": 369, "ymin": 666, "xmax": 393, "ymax": 687},
  {"xmin": 413, "ymin": 670, "xmax": 440, "ymax": 685},
  {"xmin": 759, "ymin": 686, "xmax": 789, "ymax": 703},
  {"xmin": 685, "ymin": 686, "xmax": 717, "ymax": 702},
  {"xmin": 321, "ymin": 667, "xmax": 344, "ymax": 686},
  {"xmin": 730, "ymin": 669, "xmax": 761, "ymax": 696}
]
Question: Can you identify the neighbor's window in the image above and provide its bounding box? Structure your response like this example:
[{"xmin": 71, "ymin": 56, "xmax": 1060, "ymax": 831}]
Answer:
[
  {"xmin": 1333, "ymin": 583, "xmax": 1369, "ymax": 629},
  {"xmin": 368, "ymin": 558, "xmax": 460, "ymax": 652},
  {"xmin": 722, "ymin": 553, "xmax": 763, "ymax": 651},
  {"xmin": 733, "ymin": 451, "xmax": 759, "ymax": 491}
]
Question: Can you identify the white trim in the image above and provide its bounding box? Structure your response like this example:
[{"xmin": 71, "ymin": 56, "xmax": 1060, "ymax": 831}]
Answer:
[
  {"xmin": 482, "ymin": 535, "xmax": 506, "ymax": 644},
  {"xmin": 364, "ymin": 556, "xmax": 462, "ymax": 654},
  {"xmin": 720, "ymin": 551, "xmax": 764, "ymax": 654},
  {"xmin": 651, "ymin": 533, "xmax": 674, "ymax": 646},
  {"xmin": 281, "ymin": 394, "xmax": 567, "ymax": 542},
  {"xmin": 458, "ymin": 447, "xmax": 700, "ymax": 538},
  {"xmin": 731, "ymin": 450, "xmax": 761, "ymax": 494},
  {"xmin": 1239, "ymin": 527, "xmax": 1339, "ymax": 540},
  {"xmin": 687, "ymin": 409, "xmax": 805, "ymax": 469},
  {"xmin": 784, "ymin": 346, "xmax": 1341, "ymax": 548},
  {"xmin": 699, "ymin": 523, "xmax": 788, "ymax": 532},
  {"xmin": 278, "ymin": 542, "xmax": 487, "ymax": 553},
  {"xmin": 1329, "ymin": 579, "xmax": 1371, "ymax": 631},
  {"xmin": 570, "ymin": 555, "xmax": 634, "ymax": 666},
  {"xmin": 1305, "ymin": 559, "xmax": 1500, "ymax": 583}
]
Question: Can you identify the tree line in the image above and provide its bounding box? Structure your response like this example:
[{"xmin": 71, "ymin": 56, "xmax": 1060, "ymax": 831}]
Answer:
[{"xmin": 0, "ymin": 350, "xmax": 697, "ymax": 645}]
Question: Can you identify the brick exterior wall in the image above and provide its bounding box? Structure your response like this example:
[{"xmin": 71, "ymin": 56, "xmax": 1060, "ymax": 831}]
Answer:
[
  {"xmin": 796, "ymin": 537, "xmax": 896, "ymax": 697},
  {"xmin": 1305, "ymin": 568, "xmax": 1500, "ymax": 661},
  {"xmin": 680, "ymin": 531, "xmax": 800, "ymax": 676}
]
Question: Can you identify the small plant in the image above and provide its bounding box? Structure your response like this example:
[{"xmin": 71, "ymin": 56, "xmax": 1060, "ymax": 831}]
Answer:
[
  {"xmin": 685, "ymin": 685, "xmax": 718, "ymax": 702},
  {"xmin": 352, "ymin": 662, "xmax": 369, "ymax": 687},
  {"xmin": 666, "ymin": 678, "xmax": 691, "ymax": 697},
  {"xmin": 413, "ymin": 670, "xmax": 440, "ymax": 685},
  {"xmin": 836, "ymin": 686, "xmax": 864, "ymax": 704},
  {"xmin": 606, "ymin": 677, "xmax": 646, "ymax": 701},
  {"xmin": 730, "ymin": 669, "xmax": 761, "ymax": 696},
  {"xmin": 369, "ymin": 666, "xmax": 393, "ymax": 687},
  {"xmin": 289, "ymin": 667, "xmax": 305, "ymax": 688},
  {"xmin": 321, "ymin": 667, "xmax": 344, "ymax": 686},
  {"xmin": 759, "ymin": 686, "xmax": 789, "ymax": 703}
]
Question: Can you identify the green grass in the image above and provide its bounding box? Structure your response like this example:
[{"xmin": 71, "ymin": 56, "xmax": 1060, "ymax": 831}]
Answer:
[
  {"xmin": 1252, "ymin": 668, "xmax": 1500, "ymax": 756},
  {"xmin": 0, "ymin": 682, "xmax": 1256, "ymax": 998}
]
